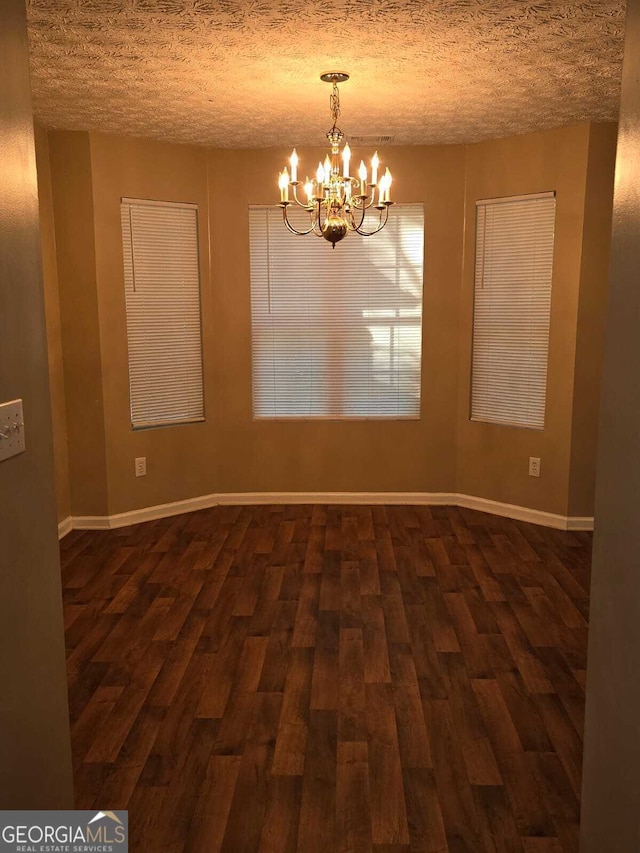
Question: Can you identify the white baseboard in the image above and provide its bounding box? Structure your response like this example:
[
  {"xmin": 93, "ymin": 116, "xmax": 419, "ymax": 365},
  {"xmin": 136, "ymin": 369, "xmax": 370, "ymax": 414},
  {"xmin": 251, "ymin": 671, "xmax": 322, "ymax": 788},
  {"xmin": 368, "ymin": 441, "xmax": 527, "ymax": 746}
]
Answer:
[
  {"xmin": 57, "ymin": 516, "xmax": 73, "ymax": 539},
  {"xmin": 71, "ymin": 515, "xmax": 114, "ymax": 531},
  {"xmin": 56, "ymin": 491, "xmax": 594, "ymax": 537},
  {"xmin": 565, "ymin": 516, "xmax": 595, "ymax": 532},
  {"xmin": 215, "ymin": 491, "xmax": 459, "ymax": 506},
  {"xmin": 73, "ymin": 491, "xmax": 223, "ymax": 532},
  {"xmin": 456, "ymin": 494, "xmax": 594, "ymax": 531}
]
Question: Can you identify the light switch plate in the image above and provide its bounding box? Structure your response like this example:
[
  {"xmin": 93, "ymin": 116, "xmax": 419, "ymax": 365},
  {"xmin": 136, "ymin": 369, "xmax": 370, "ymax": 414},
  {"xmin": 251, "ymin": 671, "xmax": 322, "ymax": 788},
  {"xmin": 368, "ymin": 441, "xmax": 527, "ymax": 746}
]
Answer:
[{"xmin": 0, "ymin": 399, "xmax": 25, "ymax": 462}]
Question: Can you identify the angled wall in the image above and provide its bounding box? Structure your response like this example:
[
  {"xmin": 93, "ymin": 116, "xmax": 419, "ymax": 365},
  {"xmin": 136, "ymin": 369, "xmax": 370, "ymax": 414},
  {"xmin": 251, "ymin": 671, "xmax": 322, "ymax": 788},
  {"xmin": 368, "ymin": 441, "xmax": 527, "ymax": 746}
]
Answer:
[
  {"xmin": 35, "ymin": 125, "xmax": 71, "ymax": 524},
  {"xmin": 48, "ymin": 130, "xmax": 109, "ymax": 517},
  {"xmin": 456, "ymin": 124, "xmax": 595, "ymax": 517},
  {"xmin": 568, "ymin": 122, "xmax": 618, "ymax": 518}
]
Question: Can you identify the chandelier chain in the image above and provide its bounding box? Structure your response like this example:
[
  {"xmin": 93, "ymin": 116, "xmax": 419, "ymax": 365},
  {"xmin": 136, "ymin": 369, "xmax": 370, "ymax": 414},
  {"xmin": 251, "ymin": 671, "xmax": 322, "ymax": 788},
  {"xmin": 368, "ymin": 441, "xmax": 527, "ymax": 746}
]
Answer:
[{"xmin": 330, "ymin": 82, "xmax": 340, "ymax": 128}]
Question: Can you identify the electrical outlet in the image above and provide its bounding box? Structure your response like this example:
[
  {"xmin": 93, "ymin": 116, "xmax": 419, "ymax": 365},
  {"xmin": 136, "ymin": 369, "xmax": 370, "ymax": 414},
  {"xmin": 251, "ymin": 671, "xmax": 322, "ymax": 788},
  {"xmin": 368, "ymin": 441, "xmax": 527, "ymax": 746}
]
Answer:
[
  {"xmin": 135, "ymin": 456, "xmax": 146, "ymax": 477},
  {"xmin": 529, "ymin": 456, "xmax": 541, "ymax": 478}
]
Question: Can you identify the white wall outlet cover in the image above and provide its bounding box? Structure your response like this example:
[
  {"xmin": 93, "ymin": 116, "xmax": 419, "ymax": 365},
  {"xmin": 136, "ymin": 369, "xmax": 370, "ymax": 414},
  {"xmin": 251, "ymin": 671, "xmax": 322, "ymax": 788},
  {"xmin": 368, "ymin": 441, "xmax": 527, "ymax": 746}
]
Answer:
[
  {"xmin": 529, "ymin": 456, "xmax": 541, "ymax": 477},
  {"xmin": 135, "ymin": 456, "xmax": 146, "ymax": 477},
  {"xmin": 0, "ymin": 399, "xmax": 25, "ymax": 462}
]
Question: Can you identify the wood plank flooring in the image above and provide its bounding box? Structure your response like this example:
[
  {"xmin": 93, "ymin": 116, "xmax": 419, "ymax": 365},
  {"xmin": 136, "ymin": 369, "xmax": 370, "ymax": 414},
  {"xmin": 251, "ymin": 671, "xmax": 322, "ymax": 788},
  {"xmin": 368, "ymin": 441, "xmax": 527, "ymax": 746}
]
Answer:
[{"xmin": 60, "ymin": 504, "xmax": 591, "ymax": 852}]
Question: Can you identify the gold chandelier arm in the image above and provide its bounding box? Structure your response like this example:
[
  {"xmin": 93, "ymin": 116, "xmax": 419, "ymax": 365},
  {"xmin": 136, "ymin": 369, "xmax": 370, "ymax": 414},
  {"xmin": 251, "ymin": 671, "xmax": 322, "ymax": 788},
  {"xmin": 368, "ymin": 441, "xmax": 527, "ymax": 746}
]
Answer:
[
  {"xmin": 345, "ymin": 206, "xmax": 360, "ymax": 231},
  {"xmin": 353, "ymin": 204, "xmax": 391, "ymax": 237},
  {"xmin": 292, "ymin": 184, "xmax": 313, "ymax": 209},
  {"xmin": 282, "ymin": 204, "xmax": 317, "ymax": 236},
  {"xmin": 346, "ymin": 203, "xmax": 367, "ymax": 232},
  {"xmin": 351, "ymin": 192, "xmax": 378, "ymax": 212},
  {"xmin": 312, "ymin": 203, "xmax": 326, "ymax": 237}
]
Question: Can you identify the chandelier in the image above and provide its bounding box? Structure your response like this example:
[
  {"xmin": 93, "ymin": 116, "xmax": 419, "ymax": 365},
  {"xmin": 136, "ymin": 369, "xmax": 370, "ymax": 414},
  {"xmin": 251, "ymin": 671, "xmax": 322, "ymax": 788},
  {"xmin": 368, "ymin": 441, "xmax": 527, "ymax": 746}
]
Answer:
[{"xmin": 277, "ymin": 72, "xmax": 393, "ymax": 248}]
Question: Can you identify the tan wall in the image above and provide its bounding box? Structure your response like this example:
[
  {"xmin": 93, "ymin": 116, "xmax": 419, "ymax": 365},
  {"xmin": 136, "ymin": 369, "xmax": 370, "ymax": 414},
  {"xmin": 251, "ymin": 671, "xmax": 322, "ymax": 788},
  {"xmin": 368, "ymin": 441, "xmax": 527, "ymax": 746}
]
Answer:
[
  {"xmin": 568, "ymin": 123, "xmax": 618, "ymax": 517},
  {"xmin": 457, "ymin": 124, "xmax": 595, "ymax": 517},
  {"xmin": 48, "ymin": 130, "xmax": 109, "ymax": 517},
  {"xmin": 0, "ymin": 0, "xmax": 73, "ymax": 807},
  {"xmin": 43, "ymin": 123, "xmax": 616, "ymax": 519},
  {"xmin": 89, "ymin": 134, "xmax": 216, "ymax": 514},
  {"xmin": 86, "ymin": 135, "xmax": 466, "ymax": 514},
  {"xmin": 208, "ymin": 144, "xmax": 465, "ymax": 498},
  {"xmin": 34, "ymin": 126, "xmax": 71, "ymax": 524}
]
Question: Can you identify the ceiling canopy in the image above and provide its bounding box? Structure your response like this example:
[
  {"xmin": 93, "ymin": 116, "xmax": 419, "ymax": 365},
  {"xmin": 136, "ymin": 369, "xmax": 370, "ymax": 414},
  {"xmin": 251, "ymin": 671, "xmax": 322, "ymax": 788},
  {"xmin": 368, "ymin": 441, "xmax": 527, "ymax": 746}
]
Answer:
[{"xmin": 26, "ymin": 0, "xmax": 625, "ymax": 148}]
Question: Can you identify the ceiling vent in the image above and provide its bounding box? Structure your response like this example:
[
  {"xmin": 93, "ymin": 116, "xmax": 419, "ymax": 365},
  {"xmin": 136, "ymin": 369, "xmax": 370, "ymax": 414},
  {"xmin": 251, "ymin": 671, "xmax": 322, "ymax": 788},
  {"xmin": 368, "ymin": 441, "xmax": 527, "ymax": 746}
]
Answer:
[{"xmin": 349, "ymin": 135, "xmax": 395, "ymax": 144}]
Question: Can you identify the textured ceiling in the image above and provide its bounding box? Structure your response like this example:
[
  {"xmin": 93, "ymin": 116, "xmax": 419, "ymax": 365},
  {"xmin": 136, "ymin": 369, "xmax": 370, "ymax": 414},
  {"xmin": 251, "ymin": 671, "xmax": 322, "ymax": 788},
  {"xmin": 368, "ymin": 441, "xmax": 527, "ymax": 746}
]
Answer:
[{"xmin": 26, "ymin": 0, "xmax": 625, "ymax": 149}]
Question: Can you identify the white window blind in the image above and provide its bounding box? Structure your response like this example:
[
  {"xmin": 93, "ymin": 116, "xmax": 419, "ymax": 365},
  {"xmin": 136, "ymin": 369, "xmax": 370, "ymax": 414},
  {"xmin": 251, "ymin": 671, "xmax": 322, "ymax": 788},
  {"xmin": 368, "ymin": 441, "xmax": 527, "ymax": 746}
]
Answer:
[
  {"xmin": 471, "ymin": 192, "xmax": 556, "ymax": 430},
  {"xmin": 249, "ymin": 204, "xmax": 424, "ymax": 419},
  {"xmin": 121, "ymin": 198, "xmax": 204, "ymax": 429}
]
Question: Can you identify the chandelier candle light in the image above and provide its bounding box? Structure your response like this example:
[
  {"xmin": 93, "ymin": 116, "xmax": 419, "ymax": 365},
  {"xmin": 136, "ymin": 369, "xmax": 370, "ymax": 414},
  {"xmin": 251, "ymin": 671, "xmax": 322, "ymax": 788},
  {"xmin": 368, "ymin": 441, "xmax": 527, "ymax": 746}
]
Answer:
[{"xmin": 277, "ymin": 72, "xmax": 393, "ymax": 248}]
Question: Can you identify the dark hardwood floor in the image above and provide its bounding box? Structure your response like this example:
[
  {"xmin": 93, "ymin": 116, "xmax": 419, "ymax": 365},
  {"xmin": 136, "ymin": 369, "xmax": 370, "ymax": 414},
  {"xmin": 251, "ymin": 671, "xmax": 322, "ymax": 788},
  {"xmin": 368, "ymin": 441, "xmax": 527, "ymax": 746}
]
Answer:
[{"xmin": 60, "ymin": 504, "xmax": 591, "ymax": 852}]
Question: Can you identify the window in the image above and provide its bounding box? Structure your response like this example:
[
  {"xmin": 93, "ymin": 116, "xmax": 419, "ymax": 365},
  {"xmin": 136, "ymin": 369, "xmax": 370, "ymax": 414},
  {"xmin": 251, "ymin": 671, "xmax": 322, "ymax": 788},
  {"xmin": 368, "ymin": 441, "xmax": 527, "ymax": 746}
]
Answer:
[
  {"xmin": 471, "ymin": 192, "xmax": 556, "ymax": 430},
  {"xmin": 121, "ymin": 198, "xmax": 204, "ymax": 429},
  {"xmin": 249, "ymin": 204, "xmax": 424, "ymax": 419}
]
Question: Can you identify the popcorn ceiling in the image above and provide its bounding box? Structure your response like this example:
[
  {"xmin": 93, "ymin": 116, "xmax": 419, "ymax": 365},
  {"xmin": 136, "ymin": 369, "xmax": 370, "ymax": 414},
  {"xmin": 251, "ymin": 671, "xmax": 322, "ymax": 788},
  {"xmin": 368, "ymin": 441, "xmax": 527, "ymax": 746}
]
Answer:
[{"xmin": 26, "ymin": 0, "xmax": 624, "ymax": 148}]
